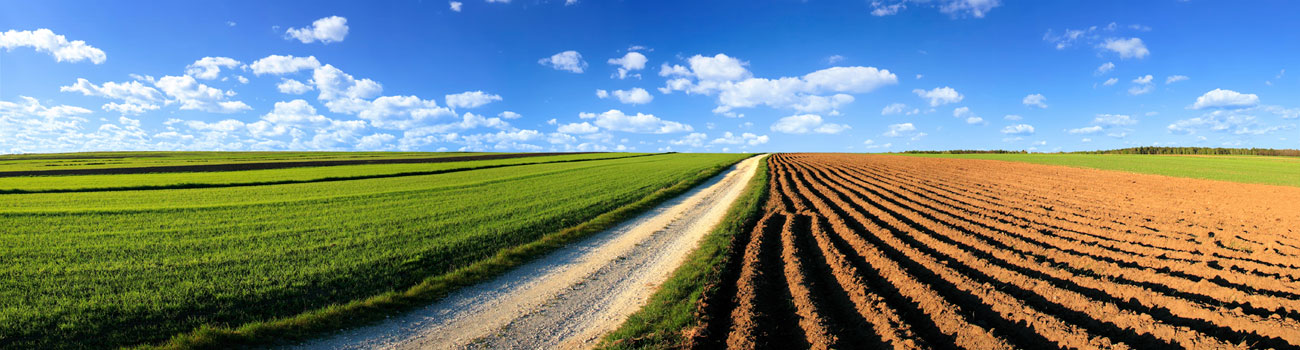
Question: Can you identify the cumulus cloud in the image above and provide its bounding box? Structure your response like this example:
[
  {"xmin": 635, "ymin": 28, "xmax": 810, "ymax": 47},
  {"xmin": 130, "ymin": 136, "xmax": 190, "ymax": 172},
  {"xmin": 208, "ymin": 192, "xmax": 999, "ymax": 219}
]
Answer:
[
  {"xmin": 1102, "ymin": 37, "xmax": 1150, "ymax": 59},
  {"xmin": 154, "ymin": 75, "xmax": 252, "ymax": 113},
  {"xmin": 1191, "ymin": 89, "xmax": 1258, "ymax": 109},
  {"xmin": 1022, "ymin": 93, "xmax": 1047, "ymax": 108},
  {"xmin": 770, "ymin": 114, "xmax": 849, "ymax": 134},
  {"xmin": 883, "ymin": 123, "xmax": 923, "ymax": 139},
  {"xmin": 285, "ymin": 16, "xmax": 349, "ymax": 44},
  {"xmin": 913, "ymin": 86, "xmax": 963, "ymax": 106},
  {"xmin": 1167, "ymin": 109, "xmax": 1290, "ymax": 135},
  {"xmin": 1128, "ymin": 74, "xmax": 1154, "ymax": 95},
  {"xmin": 277, "ymin": 78, "xmax": 314, "ymax": 94},
  {"xmin": 313, "ymin": 64, "xmax": 383, "ymax": 109},
  {"xmin": 608, "ymin": 52, "xmax": 648, "ymax": 79},
  {"xmin": 1068, "ymin": 125, "xmax": 1103, "ymax": 134},
  {"xmin": 498, "ymin": 111, "xmax": 522, "ymax": 119},
  {"xmin": 249, "ymin": 55, "xmax": 322, "ymax": 75},
  {"xmin": 185, "ymin": 57, "xmax": 241, "ymax": 80},
  {"xmin": 1102, "ymin": 78, "xmax": 1118, "ymax": 86},
  {"xmin": 449, "ymin": 1, "xmax": 463, "ymax": 11},
  {"xmin": 597, "ymin": 88, "xmax": 653, "ymax": 105},
  {"xmin": 711, "ymin": 131, "xmax": 769, "ymax": 146},
  {"xmin": 558, "ymin": 122, "xmax": 600, "ymax": 134},
  {"xmin": 661, "ymin": 53, "xmax": 896, "ymax": 115},
  {"xmin": 0, "ymin": 28, "xmax": 106, "ymax": 64},
  {"xmin": 869, "ymin": 0, "xmax": 1001, "ymax": 18},
  {"xmin": 1096, "ymin": 62, "xmax": 1115, "ymax": 75},
  {"xmin": 60, "ymin": 78, "xmax": 165, "ymax": 115},
  {"xmin": 355, "ymin": 95, "xmax": 455, "ymax": 130},
  {"xmin": 445, "ymin": 90, "xmax": 502, "ymax": 109},
  {"xmin": 953, "ymin": 106, "xmax": 983, "ymax": 124},
  {"xmin": 1094, "ymin": 114, "xmax": 1136, "ymax": 125},
  {"xmin": 881, "ymin": 103, "xmax": 908, "ymax": 116},
  {"xmin": 1000, "ymin": 124, "xmax": 1035, "ymax": 135},
  {"xmin": 1165, "ymin": 75, "xmax": 1189, "ymax": 84},
  {"xmin": 580, "ymin": 109, "xmax": 692, "ymax": 133},
  {"xmin": 539, "ymin": 50, "xmax": 587, "ymax": 73}
]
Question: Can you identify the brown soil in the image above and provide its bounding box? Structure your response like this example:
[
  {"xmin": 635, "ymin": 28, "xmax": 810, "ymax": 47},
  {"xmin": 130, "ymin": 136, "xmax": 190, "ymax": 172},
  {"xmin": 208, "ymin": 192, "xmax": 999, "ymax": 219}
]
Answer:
[
  {"xmin": 694, "ymin": 153, "xmax": 1300, "ymax": 349},
  {"xmin": 0, "ymin": 152, "xmax": 594, "ymax": 177}
]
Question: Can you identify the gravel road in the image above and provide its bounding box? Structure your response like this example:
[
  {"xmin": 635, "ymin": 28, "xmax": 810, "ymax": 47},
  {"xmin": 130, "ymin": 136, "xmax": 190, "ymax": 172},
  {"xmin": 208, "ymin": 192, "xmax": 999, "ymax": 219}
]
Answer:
[{"xmin": 290, "ymin": 154, "xmax": 764, "ymax": 350}]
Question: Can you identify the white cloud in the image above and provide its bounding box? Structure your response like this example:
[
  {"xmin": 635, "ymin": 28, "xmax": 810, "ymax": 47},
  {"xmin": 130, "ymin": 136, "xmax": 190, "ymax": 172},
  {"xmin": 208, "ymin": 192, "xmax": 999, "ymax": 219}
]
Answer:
[
  {"xmin": 1103, "ymin": 78, "xmax": 1118, "ymax": 86},
  {"xmin": 498, "ymin": 111, "xmax": 522, "ymax": 119},
  {"xmin": 1128, "ymin": 74, "xmax": 1154, "ymax": 95},
  {"xmin": 558, "ymin": 122, "xmax": 600, "ymax": 134},
  {"xmin": 539, "ymin": 50, "xmax": 587, "ymax": 73},
  {"xmin": 285, "ymin": 16, "xmax": 349, "ymax": 44},
  {"xmin": 1094, "ymin": 113, "xmax": 1136, "ymax": 125},
  {"xmin": 356, "ymin": 95, "xmax": 455, "ymax": 130},
  {"xmin": 450, "ymin": 1, "xmax": 463, "ymax": 11},
  {"xmin": 60, "ymin": 78, "xmax": 165, "ymax": 115},
  {"xmin": 313, "ymin": 64, "xmax": 383, "ymax": 108},
  {"xmin": 1102, "ymin": 37, "xmax": 1150, "ymax": 59},
  {"xmin": 827, "ymin": 55, "xmax": 845, "ymax": 64},
  {"xmin": 1001, "ymin": 124, "xmax": 1035, "ymax": 135},
  {"xmin": 1004, "ymin": 114, "xmax": 1022, "ymax": 121},
  {"xmin": 881, "ymin": 102, "xmax": 908, "ymax": 116},
  {"xmin": 1165, "ymin": 75, "xmax": 1189, "ymax": 84},
  {"xmin": 249, "ymin": 55, "xmax": 322, "ymax": 75},
  {"xmin": 869, "ymin": 0, "xmax": 1001, "ymax": 18},
  {"xmin": 608, "ymin": 52, "xmax": 648, "ymax": 79},
  {"xmin": 185, "ymin": 57, "xmax": 241, "ymax": 80},
  {"xmin": 862, "ymin": 139, "xmax": 892, "ymax": 149},
  {"xmin": 0, "ymin": 28, "xmax": 106, "ymax": 64},
  {"xmin": 1096, "ymin": 62, "xmax": 1115, "ymax": 75},
  {"xmin": 952, "ymin": 106, "xmax": 982, "ymax": 124},
  {"xmin": 670, "ymin": 132, "xmax": 709, "ymax": 147},
  {"xmin": 770, "ymin": 114, "xmax": 849, "ymax": 134},
  {"xmin": 277, "ymin": 78, "xmax": 314, "ymax": 94},
  {"xmin": 1167, "ymin": 109, "xmax": 1289, "ymax": 135},
  {"xmin": 661, "ymin": 54, "xmax": 896, "ymax": 115},
  {"xmin": 154, "ymin": 75, "xmax": 251, "ymax": 113},
  {"xmin": 1022, "ymin": 93, "xmax": 1047, "ymax": 108},
  {"xmin": 1068, "ymin": 125, "xmax": 1103, "ymax": 134},
  {"xmin": 1191, "ymin": 89, "xmax": 1259, "ymax": 109},
  {"xmin": 687, "ymin": 54, "xmax": 751, "ymax": 81},
  {"xmin": 711, "ymin": 132, "xmax": 768, "ymax": 146},
  {"xmin": 260, "ymin": 99, "xmax": 331, "ymax": 127},
  {"xmin": 598, "ymin": 88, "xmax": 653, "ymax": 105},
  {"xmin": 913, "ymin": 86, "xmax": 963, "ymax": 106},
  {"xmin": 445, "ymin": 90, "xmax": 502, "ymax": 109},
  {"xmin": 883, "ymin": 123, "xmax": 917, "ymax": 137},
  {"xmin": 580, "ymin": 109, "xmax": 692, "ymax": 133}
]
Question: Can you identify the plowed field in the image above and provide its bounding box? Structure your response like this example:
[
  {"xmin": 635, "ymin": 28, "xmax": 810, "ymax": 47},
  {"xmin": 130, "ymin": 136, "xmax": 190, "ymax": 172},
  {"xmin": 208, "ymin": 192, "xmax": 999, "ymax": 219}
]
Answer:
[{"xmin": 693, "ymin": 153, "xmax": 1300, "ymax": 349}]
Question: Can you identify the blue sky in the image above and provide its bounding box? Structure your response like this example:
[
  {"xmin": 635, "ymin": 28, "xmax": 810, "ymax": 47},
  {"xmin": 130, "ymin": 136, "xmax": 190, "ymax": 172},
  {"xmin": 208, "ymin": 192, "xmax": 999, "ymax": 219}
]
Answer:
[{"xmin": 2, "ymin": 0, "xmax": 1297, "ymax": 154}]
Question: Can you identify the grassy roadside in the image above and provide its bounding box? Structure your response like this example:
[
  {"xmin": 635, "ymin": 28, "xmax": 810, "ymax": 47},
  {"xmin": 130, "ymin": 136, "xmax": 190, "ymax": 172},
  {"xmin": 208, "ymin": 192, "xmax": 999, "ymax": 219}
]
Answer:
[
  {"xmin": 901, "ymin": 153, "xmax": 1300, "ymax": 187},
  {"xmin": 596, "ymin": 154, "xmax": 771, "ymax": 350},
  {"xmin": 136, "ymin": 155, "xmax": 755, "ymax": 350}
]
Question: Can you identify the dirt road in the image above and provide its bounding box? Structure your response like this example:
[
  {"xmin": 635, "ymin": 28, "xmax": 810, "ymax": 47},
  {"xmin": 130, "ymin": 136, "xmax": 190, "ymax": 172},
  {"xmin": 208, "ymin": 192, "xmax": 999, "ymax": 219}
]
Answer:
[{"xmin": 292, "ymin": 154, "xmax": 765, "ymax": 350}]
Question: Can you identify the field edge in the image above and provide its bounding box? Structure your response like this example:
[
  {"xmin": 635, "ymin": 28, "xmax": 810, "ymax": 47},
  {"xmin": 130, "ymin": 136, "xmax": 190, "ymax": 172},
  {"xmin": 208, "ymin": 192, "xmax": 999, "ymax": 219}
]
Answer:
[
  {"xmin": 135, "ymin": 154, "xmax": 755, "ymax": 350},
  {"xmin": 596, "ymin": 154, "xmax": 771, "ymax": 350}
]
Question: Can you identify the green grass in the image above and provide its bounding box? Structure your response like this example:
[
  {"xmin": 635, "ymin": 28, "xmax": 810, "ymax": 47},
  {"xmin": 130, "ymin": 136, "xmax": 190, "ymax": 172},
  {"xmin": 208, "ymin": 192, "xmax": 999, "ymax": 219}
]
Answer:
[
  {"xmin": 0, "ymin": 152, "xmax": 642, "ymax": 193},
  {"xmin": 0, "ymin": 153, "xmax": 749, "ymax": 349},
  {"xmin": 902, "ymin": 153, "xmax": 1300, "ymax": 187},
  {"xmin": 597, "ymin": 155, "xmax": 771, "ymax": 350},
  {"xmin": 0, "ymin": 151, "xmax": 479, "ymax": 172}
]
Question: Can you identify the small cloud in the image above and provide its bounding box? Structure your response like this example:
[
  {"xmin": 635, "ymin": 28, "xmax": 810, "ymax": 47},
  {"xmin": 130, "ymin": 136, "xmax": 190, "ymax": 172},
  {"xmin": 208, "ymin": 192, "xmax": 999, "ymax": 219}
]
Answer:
[
  {"xmin": 1022, "ymin": 93, "xmax": 1047, "ymax": 108},
  {"xmin": 827, "ymin": 55, "xmax": 845, "ymax": 64},
  {"xmin": 449, "ymin": 1, "xmax": 463, "ymax": 11},
  {"xmin": 539, "ymin": 50, "xmax": 587, "ymax": 73},
  {"xmin": 1165, "ymin": 75, "xmax": 1189, "ymax": 84},
  {"xmin": 913, "ymin": 86, "xmax": 963, "ymax": 106},
  {"xmin": 1001, "ymin": 124, "xmax": 1035, "ymax": 135},
  {"xmin": 285, "ymin": 16, "xmax": 349, "ymax": 44},
  {"xmin": 1101, "ymin": 37, "xmax": 1150, "ymax": 59},
  {"xmin": 1095, "ymin": 62, "xmax": 1115, "ymax": 75}
]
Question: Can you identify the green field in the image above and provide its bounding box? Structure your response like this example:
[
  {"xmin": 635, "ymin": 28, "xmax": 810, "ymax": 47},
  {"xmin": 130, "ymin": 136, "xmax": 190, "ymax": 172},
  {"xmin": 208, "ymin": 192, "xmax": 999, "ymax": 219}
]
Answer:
[
  {"xmin": 0, "ymin": 152, "xmax": 749, "ymax": 349},
  {"xmin": 902, "ymin": 153, "xmax": 1300, "ymax": 187},
  {"xmin": 0, "ymin": 152, "xmax": 640, "ymax": 193},
  {"xmin": 0, "ymin": 151, "xmax": 473, "ymax": 172}
]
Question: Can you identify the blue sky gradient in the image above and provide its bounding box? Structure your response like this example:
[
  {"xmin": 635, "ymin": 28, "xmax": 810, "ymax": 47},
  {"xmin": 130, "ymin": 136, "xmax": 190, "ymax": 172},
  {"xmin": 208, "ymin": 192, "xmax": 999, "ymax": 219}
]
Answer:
[{"xmin": 2, "ymin": 0, "xmax": 1297, "ymax": 153}]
